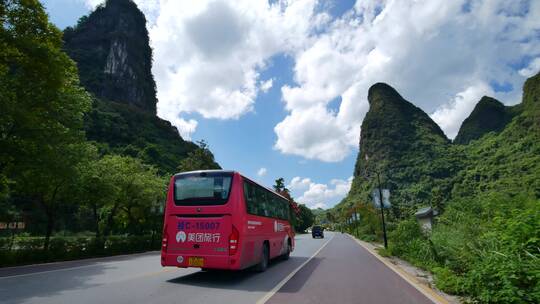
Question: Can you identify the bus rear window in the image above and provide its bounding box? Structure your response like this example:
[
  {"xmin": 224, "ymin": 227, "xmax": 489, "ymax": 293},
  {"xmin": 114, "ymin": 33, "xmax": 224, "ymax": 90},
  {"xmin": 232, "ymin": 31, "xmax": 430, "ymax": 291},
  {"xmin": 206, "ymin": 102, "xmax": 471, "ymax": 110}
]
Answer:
[{"xmin": 174, "ymin": 172, "xmax": 232, "ymax": 206}]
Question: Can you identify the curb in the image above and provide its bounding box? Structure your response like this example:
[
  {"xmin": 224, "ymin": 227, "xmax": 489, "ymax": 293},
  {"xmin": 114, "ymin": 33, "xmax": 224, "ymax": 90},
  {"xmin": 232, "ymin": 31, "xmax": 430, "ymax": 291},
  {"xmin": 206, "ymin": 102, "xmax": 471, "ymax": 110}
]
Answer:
[{"xmin": 347, "ymin": 234, "xmax": 450, "ymax": 304}]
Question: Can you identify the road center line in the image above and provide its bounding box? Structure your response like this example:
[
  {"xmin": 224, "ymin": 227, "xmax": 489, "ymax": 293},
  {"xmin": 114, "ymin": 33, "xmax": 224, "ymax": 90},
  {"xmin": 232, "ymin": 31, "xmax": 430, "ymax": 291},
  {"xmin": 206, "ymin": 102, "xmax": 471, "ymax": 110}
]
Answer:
[{"xmin": 256, "ymin": 233, "xmax": 335, "ymax": 304}]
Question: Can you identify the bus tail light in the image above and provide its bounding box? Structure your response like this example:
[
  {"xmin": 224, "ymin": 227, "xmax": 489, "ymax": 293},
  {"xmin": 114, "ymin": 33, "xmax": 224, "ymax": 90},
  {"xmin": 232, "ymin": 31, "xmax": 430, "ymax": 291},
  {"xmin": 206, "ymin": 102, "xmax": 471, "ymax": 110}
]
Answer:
[
  {"xmin": 162, "ymin": 224, "xmax": 168, "ymax": 252},
  {"xmin": 229, "ymin": 225, "xmax": 239, "ymax": 255}
]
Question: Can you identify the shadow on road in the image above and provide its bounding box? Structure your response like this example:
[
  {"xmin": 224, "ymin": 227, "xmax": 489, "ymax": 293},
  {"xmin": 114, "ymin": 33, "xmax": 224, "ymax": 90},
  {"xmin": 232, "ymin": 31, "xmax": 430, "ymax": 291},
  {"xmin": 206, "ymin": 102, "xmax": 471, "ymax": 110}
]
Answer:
[
  {"xmin": 0, "ymin": 263, "xmax": 110, "ymax": 304},
  {"xmin": 168, "ymin": 268, "xmax": 258, "ymax": 286},
  {"xmin": 274, "ymin": 256, "xmax": 322, "ymax": 293},
  {"xmin": 166, "ymin": 256, "xmax": 316, "ymax": 292},
  {"xmin": 0, "ymin": 252, "xmax": 160, "ymax": 304}
]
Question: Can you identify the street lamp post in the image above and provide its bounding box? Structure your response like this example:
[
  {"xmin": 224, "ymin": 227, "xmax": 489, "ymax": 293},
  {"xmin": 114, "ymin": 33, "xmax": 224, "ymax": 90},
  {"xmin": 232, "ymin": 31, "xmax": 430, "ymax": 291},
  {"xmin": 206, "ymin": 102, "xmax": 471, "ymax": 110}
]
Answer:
[
  {"xmin": 376, "ymin": 171, "xmax": 388, "ymax": 249},
  {"xmin": 365, "ymin": 153, "xmax": 388, "ymax": 249},
  {"xmin": 355, "ymin": 208, "xmax": 359, "ymax": 237}
]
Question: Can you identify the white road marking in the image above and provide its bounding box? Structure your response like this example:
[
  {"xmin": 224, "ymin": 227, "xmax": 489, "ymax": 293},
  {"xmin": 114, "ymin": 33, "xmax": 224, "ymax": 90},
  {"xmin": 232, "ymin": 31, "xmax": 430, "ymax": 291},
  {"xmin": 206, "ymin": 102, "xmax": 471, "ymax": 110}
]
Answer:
[
  {"xmin": 0, "ymin": 252, "xmax": 159, "ymax": 280},
  {"xmin": 0, "ymin": 264, "xmax": 104, "ymax": 279},
  {"xmin": 255, "ymin": 233, "xmax": 335, "ymax": 304}
]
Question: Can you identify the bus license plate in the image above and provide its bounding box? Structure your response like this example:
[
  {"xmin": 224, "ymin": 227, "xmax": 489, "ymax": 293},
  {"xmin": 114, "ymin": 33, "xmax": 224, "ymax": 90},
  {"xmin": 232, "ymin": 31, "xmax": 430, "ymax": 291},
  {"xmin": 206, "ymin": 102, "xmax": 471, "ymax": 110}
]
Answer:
[{"xmin": 188, "ymin": 257, "xmax": 204, "ymax": 267}]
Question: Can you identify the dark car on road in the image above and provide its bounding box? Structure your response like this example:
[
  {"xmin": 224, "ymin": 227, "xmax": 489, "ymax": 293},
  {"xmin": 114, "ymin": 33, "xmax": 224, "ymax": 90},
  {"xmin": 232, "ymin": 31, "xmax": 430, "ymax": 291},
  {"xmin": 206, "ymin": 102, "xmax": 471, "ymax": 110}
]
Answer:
[{"xmin": 312, "ymin": 226, "xmax": 324, "ymax": 238}]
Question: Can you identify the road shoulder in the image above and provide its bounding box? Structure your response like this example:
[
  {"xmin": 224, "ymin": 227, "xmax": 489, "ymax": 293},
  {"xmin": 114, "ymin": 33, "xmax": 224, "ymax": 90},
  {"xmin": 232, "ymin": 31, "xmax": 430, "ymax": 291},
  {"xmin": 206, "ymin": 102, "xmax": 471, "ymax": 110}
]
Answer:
[{"xmin": 347, "ymin": 234, "xmax": 461, "ymax": 304}]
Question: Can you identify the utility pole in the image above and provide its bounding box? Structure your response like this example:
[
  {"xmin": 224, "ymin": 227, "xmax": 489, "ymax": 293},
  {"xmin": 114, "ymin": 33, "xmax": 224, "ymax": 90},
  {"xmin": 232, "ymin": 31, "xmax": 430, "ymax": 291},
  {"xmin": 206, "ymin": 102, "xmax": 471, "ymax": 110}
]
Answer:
[
  {"xmin": 353, "ymin": 208, "xmax": 358, "ymax": 237},
  {"xmin": 376, "ymin": 171, "xmax": 388, "ymax": 249}
]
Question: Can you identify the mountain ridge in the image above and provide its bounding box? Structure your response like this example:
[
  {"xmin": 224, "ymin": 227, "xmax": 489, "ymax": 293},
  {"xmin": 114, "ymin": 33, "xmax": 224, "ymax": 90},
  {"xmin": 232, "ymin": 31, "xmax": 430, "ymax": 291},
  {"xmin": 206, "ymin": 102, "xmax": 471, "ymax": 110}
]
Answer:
[
  {"xmin": 64, "ymin": 0, "xmax": 157, "ymax": 114},
  {"xmin": 337, "ymin": 72, "xmax": 539, "ymax": 214},
  {"xmin": 346, "ymin": 82, "xmax": 457, "ymax": 217},
  {"xmin": 63, "ymin": 0, "xmax": 219, "ymax": 173},
  {"xmin": 453, "ymin": 96, "xmax": 519, "ymax": 145}
]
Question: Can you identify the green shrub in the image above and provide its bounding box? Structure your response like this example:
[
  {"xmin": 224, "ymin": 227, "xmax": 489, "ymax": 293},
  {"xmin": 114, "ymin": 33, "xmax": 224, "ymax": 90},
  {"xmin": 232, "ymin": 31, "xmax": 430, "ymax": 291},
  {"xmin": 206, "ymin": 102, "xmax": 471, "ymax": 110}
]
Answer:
[
  {"xmin": 386, "ymin": 218, "xmax": 436, "ymax": 268},
  {"xmin": 0, "ymin": 237, "xmax": 12, "ymax": 250},
  {"xmin": 432, "ymin": 267, "xmax": 466, "ymax": 295},
  {"xmin": 379, "ymin": 193, "xmax": 539, "ymax": 303},
  {"xmin": 0, "ymin": 235, "xmax": 160, "ymax": 267}
]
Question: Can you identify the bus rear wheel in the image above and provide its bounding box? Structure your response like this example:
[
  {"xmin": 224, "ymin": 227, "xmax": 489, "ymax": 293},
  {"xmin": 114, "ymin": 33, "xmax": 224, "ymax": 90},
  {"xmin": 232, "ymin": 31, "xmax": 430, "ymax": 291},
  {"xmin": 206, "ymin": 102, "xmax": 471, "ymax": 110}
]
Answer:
[
  {"xmin": 281, "ymin": 240, "xmax": 291, "ymax": 260},
  {"xmin": 255, "ymin": 243, "xmax": 269, "ymax": 272}
]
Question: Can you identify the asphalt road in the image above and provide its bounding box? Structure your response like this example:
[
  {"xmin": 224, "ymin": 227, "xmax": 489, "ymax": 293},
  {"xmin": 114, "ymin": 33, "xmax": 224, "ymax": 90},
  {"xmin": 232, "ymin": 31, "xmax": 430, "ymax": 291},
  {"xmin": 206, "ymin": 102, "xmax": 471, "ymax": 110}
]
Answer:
[{"xmin": 0, "ymin": 232, "xmax": 434, "ymax": 304}]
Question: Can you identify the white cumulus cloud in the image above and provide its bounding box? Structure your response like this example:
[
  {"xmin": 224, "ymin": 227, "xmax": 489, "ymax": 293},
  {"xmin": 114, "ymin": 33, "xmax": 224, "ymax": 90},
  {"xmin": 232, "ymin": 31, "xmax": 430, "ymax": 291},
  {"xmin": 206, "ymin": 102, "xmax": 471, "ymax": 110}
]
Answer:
[
  {"xmin": 274, "ymin": 105, "xmax": 356, "ymax": 162},
  {"xmin": 83, "ymin": 0, "xmax": 540, "ymax": 158},
  {"xmin": 288, "ymin": 176, "xmax": 312, "ymax": 191},
  {"xmin": 288, "ymin": 176, "xmax": 353, "ymax": 209},
  {"xmin": 274, "ymin": 0, "xmax": 540, "ymax": 160},
  {"xmin": 519, "ymin": 57, "xmax": 540, "ymax": 77},
  {"xmin": 145, "ymin": 0, "xmax": 324, "ymax": 139},
  {"xmin": 430, "ymin": 82, "xmax": 494, "ymax": 139},
  {"xmin": 80, "ymin": 0, "xmax": 101, "ymax": 9},
  {"xmin": 257, "ymin": 167, "xmax": 267, "ymax": 177},
  {"xmin": 260, "ymin": 78, "xmax": 274, "ymax": 93}
]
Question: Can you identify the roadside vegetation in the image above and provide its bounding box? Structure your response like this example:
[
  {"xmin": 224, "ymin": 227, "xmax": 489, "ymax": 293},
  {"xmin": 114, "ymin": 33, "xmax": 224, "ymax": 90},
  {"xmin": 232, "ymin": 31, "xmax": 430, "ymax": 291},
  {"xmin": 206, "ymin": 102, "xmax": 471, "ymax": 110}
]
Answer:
[
  {"xmin": 273, "ymin": 178, "xmax": 315, "ymax": 233},
  {"xmin": 0, "ymin": 1, "xmax": 219, "ymax": 267},
  {"xmin": 334, "ymin": 75, "xmax": 540, "ymax": 303}
]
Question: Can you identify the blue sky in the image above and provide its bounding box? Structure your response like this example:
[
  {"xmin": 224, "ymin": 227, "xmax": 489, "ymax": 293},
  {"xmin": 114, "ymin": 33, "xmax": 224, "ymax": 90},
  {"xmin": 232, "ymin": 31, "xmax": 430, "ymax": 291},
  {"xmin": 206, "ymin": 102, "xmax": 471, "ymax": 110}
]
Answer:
[{"xmin": 41, "ymin": 0, "xmax": 540, "ymax": 209}]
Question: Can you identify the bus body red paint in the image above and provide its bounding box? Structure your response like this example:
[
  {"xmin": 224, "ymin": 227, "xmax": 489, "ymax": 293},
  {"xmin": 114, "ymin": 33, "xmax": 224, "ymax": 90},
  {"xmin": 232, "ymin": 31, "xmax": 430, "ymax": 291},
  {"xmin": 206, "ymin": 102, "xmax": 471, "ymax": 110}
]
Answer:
[{"xmin": 161, "ymin": 170, "xmax": 295, "ymax": 270}]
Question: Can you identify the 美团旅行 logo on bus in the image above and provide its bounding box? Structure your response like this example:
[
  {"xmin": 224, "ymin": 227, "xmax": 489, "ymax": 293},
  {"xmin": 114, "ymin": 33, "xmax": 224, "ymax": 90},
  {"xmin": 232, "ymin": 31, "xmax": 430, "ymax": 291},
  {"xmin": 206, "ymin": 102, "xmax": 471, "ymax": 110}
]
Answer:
[
  {"xmin": 176, "ymin": 230, "xmax": 222, "ymax": 243},
  {"xmin": 176, "ymin": 231, "xmax": 187, "ymax": 243}
]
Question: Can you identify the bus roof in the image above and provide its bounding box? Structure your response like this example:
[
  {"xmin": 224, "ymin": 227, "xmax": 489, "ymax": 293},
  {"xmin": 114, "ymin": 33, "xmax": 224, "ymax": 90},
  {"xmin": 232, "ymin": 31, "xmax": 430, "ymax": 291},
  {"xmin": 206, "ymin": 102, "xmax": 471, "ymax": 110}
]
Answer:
[
  {"xmin": 239, "ymin": 175, "xmax": 290, "ymax": 202},
  {"xmin": 174, "ymin": 169, "xmax": 236, "ymax": 176},
  {"xmin": 173, "ymin": 170, "xmax": 290, "ymax": 201}
]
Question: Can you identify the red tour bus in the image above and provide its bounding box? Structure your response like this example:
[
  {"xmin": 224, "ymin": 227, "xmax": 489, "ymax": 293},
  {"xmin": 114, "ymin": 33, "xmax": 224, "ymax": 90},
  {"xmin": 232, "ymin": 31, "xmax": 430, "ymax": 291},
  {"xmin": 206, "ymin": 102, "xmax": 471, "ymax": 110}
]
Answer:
[{"xmin": 161, "ymin": 170, "xmax": 295, "ymax": 272}]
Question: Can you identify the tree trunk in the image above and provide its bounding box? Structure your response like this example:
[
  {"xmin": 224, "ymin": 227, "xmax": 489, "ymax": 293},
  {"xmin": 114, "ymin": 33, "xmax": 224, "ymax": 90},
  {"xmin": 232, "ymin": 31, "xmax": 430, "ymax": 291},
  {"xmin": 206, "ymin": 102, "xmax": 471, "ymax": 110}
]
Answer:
[
  {"xmin": 37, "ymin": 196, "xmax": 54, "ymax": 252},
  {"xmin": 125, "ymin": 207, "xmax": 137, "ymax": 235},
  {"xmin": 9, "ymin": 228, "xmax": 15, "ymax": 251},
  {"xmin": 43, "ymin": 210, "xmax": 54, "ymax": 252},
  {"xmin": 103, "ymin": 202, "xmax": 119, "ymax": 237},
  {"xmin": 92, "ymin": 203, "xmax": 100, "ymax": 238},
  {"xmin": 40, "ymin": 184, "xmax": 61, "ymax": 252}
]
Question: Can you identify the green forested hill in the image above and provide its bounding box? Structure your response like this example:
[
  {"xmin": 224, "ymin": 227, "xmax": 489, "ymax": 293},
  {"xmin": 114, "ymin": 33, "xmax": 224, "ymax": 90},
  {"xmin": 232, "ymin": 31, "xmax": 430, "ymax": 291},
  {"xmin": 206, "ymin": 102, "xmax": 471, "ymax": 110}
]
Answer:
[
  {"xmin": 339, "ymin": 82, "xmax": 460, "ymax": 216},
  {"xmin": 453, "ymin": 96, "xmax": 520, "ymax": 145},
  {"xmin": 63, "ymin": 0, "xmax": 219, "ymax": 173},
  {"xmin": 453, "ymin": 91, "xmax": 539, "ymax": 200},
  {"xmin": 337, "ymin": 73, "xmax": 540, "ymax": 215},
  {"xmin": 84, "ymin": 98, "xmax": 202, "ymax": 174},
  {"xmin": 334, "ymin": 72, "xmax": 540, "ymax": 303}
]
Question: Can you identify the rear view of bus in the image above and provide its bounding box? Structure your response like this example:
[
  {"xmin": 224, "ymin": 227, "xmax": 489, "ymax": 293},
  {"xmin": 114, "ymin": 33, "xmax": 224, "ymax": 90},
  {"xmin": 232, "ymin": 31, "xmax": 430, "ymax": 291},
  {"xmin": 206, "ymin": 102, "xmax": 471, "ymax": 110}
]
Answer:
[{"xmin": 161, "ymin": 170, "xmax": 295, "ymax": 271}]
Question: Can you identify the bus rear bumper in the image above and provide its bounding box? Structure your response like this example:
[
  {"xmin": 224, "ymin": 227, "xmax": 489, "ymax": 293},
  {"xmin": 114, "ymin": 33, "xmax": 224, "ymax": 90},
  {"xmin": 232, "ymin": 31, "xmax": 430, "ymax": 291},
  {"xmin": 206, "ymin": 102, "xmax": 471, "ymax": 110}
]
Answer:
[{"xmin": 161, "ymin": 252, "xmax": 242, "ymax": 270}]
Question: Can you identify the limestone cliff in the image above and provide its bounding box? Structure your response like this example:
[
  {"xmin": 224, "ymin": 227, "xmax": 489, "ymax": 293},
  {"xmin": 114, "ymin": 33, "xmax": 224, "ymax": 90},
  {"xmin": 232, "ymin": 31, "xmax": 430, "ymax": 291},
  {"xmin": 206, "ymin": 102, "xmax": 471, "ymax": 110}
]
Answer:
[{"xmin": 64, "ymin": 0, "xmax": 156, "ymax": 113}]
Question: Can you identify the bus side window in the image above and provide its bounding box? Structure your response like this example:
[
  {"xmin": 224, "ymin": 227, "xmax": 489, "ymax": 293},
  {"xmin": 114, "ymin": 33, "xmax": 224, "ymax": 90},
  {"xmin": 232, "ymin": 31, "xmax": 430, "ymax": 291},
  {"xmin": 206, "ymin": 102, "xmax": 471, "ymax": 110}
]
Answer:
[
  {"xmin": 254, "ymin": 185, "xmax": 263, "ymax": 217},
  {"xmin": 243, "ymin": 180, "xmax": 292, "ymax": 220},
  {"xmin": 262, "ymin": 190, "xmax": 270, "ymax": 217},
  {"xmin": 243, "ymin": 182, "xmax": 255, "ymax": 215},
  {"xmin": 278, "ymin": 200, "xmax": 285, "ymax": 220},
  {"xmin": 272, "ymin": 197, "xmax": 279, "ymax": 218}
]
